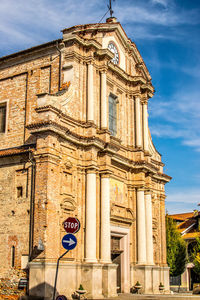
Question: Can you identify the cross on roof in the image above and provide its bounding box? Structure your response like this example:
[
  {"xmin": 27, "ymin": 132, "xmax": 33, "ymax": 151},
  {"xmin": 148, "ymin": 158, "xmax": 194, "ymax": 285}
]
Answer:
[{"xmin": 108, "ymin": 0, "xmax": 115, "ymax": 17}]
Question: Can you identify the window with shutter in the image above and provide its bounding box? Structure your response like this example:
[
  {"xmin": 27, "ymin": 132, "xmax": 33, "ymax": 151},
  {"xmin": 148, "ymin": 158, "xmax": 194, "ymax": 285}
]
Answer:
[
  {"xmin": 109, "ymin": 94, "xmax": 117, "ymax": 136},
  {"xmin": 0, "ymin": 103, "xmax": 6, "ymax": 133}
]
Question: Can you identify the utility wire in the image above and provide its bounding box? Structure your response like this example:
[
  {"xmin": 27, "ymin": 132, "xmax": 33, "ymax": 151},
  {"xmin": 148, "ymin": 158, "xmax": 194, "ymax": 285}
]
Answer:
[{"xmin": 98, "ymin": 7, "xmax": 110, "ymax": 24}]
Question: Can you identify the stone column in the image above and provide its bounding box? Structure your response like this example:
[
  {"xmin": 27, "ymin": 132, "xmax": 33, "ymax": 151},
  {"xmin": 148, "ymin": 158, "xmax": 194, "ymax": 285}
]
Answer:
[
  {"xmin": 100, "ymin": 71, "xmax": 107, "ymax": 129},
  {"xmin": 85, "ymin": 168, "xmax": 97, "ymax": 262},
  {"xmin": 145, "ymin": 191, "xmax": 154, "ymax": 265},
  {"xmin": 160, "ymin": 194, "xmax": 167, "ymax": 265},
  {"xmin": 100, "ymin": 173, "xmax": 111, "ymax": 263},
  {"xmin": 135, "ymin": 96, "xmax": 142, "ymax": 148},
  {"xmin": 137, "ymin": 188, "xmax": 146, "ymax": 264},
  {"xmin": 87, "ymin": 63, "xmax": 94, "ymax": 122},
  {"xmin": 143, "ymin": 101, "xmax": 149, "ymax": 152}
]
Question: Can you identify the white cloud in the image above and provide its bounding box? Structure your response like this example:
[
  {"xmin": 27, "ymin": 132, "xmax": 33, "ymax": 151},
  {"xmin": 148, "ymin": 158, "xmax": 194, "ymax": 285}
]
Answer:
[
  {"xmin": 166, "ymin": 189, "xmax": 200, "ymax": 205},
  {"xmin": 115, "ymin": 2, "xmax": 200, "ymax": 27},
  {"xmin": 151, "ymin": 0, "xmax": 168, "ymax": 7},
  {"xmin": 166, "ymin": 189, "xmax": 200, "ymax": 214},
  {"xmin": 124, "ymin": 24, "xmax": 177, "ymax": 41},
  {"xmin": 0, "ymin": 0, "xmax": 199, "ymax": 55},
  {"xmin": 149, "ymin": 84, "xmax": 200, "ymax": 152},
  {"xmin": 183, "ymin": 139, "xmax": 200, "ymax": 152},
  {"xmin": 0, "ymin": 0, "xmax": 102, "ymax": 52}
]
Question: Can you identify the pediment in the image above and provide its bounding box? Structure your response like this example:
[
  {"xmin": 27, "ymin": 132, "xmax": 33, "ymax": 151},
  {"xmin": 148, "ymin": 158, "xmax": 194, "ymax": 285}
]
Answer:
[{"xmin": 62, "ymin": 21, "xmax": 152, "ymax": 81}]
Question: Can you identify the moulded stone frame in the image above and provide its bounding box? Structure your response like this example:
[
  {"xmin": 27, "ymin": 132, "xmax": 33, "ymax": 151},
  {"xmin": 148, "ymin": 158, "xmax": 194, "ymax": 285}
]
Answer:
[
  {"xmin": 0, "ymin": 99, "xmax": 9, "ymax": 134},
  {"xmin": 110, "ymin": 225, "xmax": 130, "ymax": 293}
]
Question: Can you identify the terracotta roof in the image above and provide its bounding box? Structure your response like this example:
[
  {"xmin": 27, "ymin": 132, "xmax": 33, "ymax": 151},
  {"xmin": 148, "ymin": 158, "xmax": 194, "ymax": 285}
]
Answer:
[
  {"xmin": 182, "ymin": 232, "xmax": 200, "ymax": 240},
  {"xmin": 178, "ymin": 218, "xmax": 196, "ymax": 230},
  {"xmin": 169, "ymin": 211, "xmax": 200, "ymax": 241},
  {"xmin": 0, "ymin": 145, "xmax": 35, "ymax": 157},
  {"xmin": 169, "ymin": 212, "xmax": 195, "ymax": 221}
]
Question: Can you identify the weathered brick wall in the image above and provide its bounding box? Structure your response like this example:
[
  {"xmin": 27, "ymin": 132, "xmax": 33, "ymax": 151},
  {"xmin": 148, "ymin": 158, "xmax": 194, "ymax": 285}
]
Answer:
[
  {"xmin": 0, "ymin": 47, "xmax": 60, "ymax": 150},
  {"xmin": 0, "ymin": 155, "xmax": 31, "ymax": 276}
]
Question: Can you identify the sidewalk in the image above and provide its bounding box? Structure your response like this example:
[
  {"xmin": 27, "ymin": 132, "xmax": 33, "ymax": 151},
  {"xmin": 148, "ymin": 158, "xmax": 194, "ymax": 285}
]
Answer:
[
  {"xmin": 91, "ymin": 293, "xmax": 200, "ymax": 300},
  {"xmin": 19, "ymin": 293, "xmax": 200, "ymax": 300}
]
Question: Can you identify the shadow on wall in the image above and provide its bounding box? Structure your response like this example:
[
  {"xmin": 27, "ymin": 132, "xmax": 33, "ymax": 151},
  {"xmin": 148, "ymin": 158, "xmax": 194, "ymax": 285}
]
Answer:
[
  {"xmin": 30, "ymin": 246, "xmax": 44, "ymax": 260},
  {"xmin": 29, "ymin": 282, "xmax": 58, "ymax": 299}
]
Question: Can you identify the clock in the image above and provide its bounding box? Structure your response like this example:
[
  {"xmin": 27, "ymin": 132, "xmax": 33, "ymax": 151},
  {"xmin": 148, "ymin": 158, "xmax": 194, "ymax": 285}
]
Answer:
[{"xmin": 108, "ymin": 42, "xmax": 119, "ymax": 65}]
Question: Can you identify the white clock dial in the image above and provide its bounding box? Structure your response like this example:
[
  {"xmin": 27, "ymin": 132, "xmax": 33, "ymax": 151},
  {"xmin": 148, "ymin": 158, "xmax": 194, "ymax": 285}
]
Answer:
[{"xmin": 108, "ymin": 42, "xmax": 119, "ymax": 65}]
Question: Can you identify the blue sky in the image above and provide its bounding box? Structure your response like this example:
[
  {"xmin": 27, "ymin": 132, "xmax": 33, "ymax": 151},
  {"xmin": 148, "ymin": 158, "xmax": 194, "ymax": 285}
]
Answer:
[{"xmin": 0, "ymin": 0, "xmax": 200, "ymax": 214}]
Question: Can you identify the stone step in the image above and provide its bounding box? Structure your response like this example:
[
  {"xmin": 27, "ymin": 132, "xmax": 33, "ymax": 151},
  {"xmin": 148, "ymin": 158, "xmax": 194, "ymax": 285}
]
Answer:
[
  {"xmin": 20, "ymin": 293, "xmax": 200, "ymax": 300},
  {"xmin": 105, "ymin": 294, "xmax": 200, "ymax": 300}
]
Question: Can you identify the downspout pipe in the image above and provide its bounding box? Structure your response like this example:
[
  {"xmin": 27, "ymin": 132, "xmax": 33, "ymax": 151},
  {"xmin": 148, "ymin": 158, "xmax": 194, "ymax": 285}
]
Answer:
[
  {"xmin": 28, "ymin": 151, "xmax": 36, "ymax": 261},
  {"xmin": 56, "ymin": 41, "xmax": 62, "ymax": 91},
  {"xmin": 23, "ymin": 72, "xmax": 28, "ymax": 144}
]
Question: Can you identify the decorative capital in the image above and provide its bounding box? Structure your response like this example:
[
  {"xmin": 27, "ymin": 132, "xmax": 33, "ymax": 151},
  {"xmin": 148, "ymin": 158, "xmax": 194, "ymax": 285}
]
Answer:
[
  {"xmin": 137, "ymin": 186, "xmax": 145, "ymax": 192},
  {"xmin": 144, "ymin": 189, "xmax": 152, "ymax": 195},
  {"xmin": 99, "ymin": 169, "xmax": 113, "ymax": 178},
  {"xmin": 85, "ymin": 165, "xmax": 98, "ymax": 174}
]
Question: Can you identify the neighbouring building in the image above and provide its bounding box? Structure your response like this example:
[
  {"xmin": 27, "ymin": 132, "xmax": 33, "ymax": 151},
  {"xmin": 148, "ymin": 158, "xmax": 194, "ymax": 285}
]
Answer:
[
  {"xmin": 169, "ymin": 211, "xmax": 200, "ymax": 291},
  {"xmin": 0, "ymin": 17, "xmax": 171, "ymax": 298}
]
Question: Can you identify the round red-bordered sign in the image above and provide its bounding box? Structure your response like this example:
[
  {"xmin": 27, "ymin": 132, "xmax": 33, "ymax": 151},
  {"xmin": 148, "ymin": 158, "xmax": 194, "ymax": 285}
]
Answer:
[{"xmin": 63, "ymin": 217, "xmax": 80, "ymax": 234}]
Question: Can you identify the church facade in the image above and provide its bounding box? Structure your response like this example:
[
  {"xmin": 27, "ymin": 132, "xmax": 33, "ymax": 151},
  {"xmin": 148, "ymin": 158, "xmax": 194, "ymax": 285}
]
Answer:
[{"xmin": 0, "ymin": 18, "xmax": 171, "ymax": 298}]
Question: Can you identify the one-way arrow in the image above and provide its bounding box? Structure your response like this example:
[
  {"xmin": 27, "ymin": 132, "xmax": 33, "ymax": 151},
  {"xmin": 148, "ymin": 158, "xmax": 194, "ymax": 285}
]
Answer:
[
  {"xmin": 62, "ymin": 233, "xmax": 77, "ymax": 250},
  {"xmin": 63, "ymin": 238, "xmax": 75, "ymax": 247}
]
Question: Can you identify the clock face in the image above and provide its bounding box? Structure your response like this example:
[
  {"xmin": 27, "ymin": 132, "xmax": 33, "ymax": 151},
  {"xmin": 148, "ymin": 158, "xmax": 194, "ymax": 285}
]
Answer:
[{"xmin": 108, "ymin": 42, "xmax": 119, "ymax": 65}]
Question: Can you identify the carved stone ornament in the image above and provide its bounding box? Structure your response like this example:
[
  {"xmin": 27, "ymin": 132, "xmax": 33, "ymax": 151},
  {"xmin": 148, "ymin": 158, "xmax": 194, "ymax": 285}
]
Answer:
[
  {"xmin": 110, "ymin": 203, "xmax": 135, "ymax": 223},
  {"xmin": 64, "ymin": 159, "xmax": 73, "ymax": 169},
  {"xmin": 60, "ymin": 198, "xmax": 76, "ymax": 211}
]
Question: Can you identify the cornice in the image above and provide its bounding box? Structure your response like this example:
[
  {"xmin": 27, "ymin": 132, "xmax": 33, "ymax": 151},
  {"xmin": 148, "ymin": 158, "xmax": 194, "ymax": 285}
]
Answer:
[
  {"xmin": 152, "ymin": 172, "xmax": 172, "ymax": 183},
  {"xmin": 151, "ymin": 158, "xmax": 165, "ymax": 167},
  {"xmin": 26, "ymin": 116, "xmax": 170, "ymax": 182},
  {"xmin": 95, "ymin": 49, "xmax": 114, "ymax": 62},
  {"xmin": 35, "ymin": 105, "xmax": 97, "ymax": 129},
  {"xmin": 63, "ymin": 35, "xmax": 102, "ymax": 51},
  {"xmin": 108, "ymin": 62, "xmax": 146, "ymax": 85},
  {"xmin": 27, "ymin": 120, "xmax": 105, "ymax": 151},
  {"xmin": 63, "ymin": 26, "xmax": 154, "ymax": 93}
]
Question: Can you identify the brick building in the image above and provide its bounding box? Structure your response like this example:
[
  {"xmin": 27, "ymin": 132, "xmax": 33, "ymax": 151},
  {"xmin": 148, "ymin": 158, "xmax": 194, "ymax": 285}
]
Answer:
[
  {"xmin": 0, "ymin": 18, "xmax": 171, "ymax": 298},
  {"xmin": 169, "ymin": 211, "xmax": 200, "ymax": 291}
]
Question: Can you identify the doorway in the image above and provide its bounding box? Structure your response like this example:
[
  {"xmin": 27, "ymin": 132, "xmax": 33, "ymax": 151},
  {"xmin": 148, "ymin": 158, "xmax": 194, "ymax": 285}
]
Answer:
[
  {"xmin": 111, "ymin": 236, "xmax": 123, "ymax": 293},
  {"xmin": 110, "ymin": 226, "xmax": 130, "ymax": 293}
]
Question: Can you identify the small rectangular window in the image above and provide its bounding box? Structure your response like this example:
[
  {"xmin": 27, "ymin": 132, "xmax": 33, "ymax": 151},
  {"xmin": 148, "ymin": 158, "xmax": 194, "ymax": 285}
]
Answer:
[
  {"xmin": 11, "ymin": 246, "xmax": 15, "ymax": 267},
  {"xmin": 17, "ymin": 186, "xmax": 23, "ymax": 198},
  {"xmin": 109, "ymin": 94, "xmax": 117, "ymax": 136},
  {"xmin": 0, "ymin": 103, "xmax": 6, "ymax": 133}
]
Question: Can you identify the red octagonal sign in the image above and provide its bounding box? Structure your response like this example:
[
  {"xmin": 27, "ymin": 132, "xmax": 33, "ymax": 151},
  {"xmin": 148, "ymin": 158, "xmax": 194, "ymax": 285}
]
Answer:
[{"xmin": 63, "ymin": 217, "xmax": 80, "ymax": 234}]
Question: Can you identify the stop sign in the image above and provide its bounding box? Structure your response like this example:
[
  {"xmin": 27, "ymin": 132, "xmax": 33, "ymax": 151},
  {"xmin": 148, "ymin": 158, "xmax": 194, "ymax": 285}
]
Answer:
[{"xmin": 63, "ymin": 217, "xmax": 80, "ymax": 234}]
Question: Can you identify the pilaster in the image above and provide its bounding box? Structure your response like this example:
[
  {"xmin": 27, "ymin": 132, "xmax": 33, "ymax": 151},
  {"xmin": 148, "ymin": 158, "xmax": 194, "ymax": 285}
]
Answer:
[
  {"xmin": 145, "ymin": 190, "xmax": 154, "ymax": 265},
  {"xmin": 136, "ymin": 187, "xmax": 146, "ymax": 264},
  {"xmin": 87, "ymin": 62, "xmax": 94, "ymax": 122},
  {"xmin": 85, "ymin": 167, "xmax": 97, "ymax": 263},
  {"xmin": 135, "ymin": 96, "xmax": 142, "ymax": 148},
  {"xmin": 143, "ymin": 100, "xmax": 149, "ymax": 152},
  {"xmin": 100, "ymin": 70, "xmax": 107, "ymax": 129},
  {"xmin": 100, "ymin": 171, "xmax": 112, "ymax": 263}
]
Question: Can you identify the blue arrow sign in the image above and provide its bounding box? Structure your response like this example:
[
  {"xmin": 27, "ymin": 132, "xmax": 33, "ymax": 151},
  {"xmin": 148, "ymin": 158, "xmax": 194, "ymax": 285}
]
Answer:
[
  {"xmin": 62, "ymin": 234, "xmax": 77, "ymax": 250},
  {"xmin": 56, "ymin": 296, "xmax": 67, "ymax": 300}
]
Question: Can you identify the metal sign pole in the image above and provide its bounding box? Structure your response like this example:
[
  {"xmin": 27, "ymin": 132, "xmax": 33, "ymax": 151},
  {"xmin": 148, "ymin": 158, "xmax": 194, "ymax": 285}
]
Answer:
[{"xmin": 52, "ymin": 250, "xmax": 69, "ymax": 300}]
